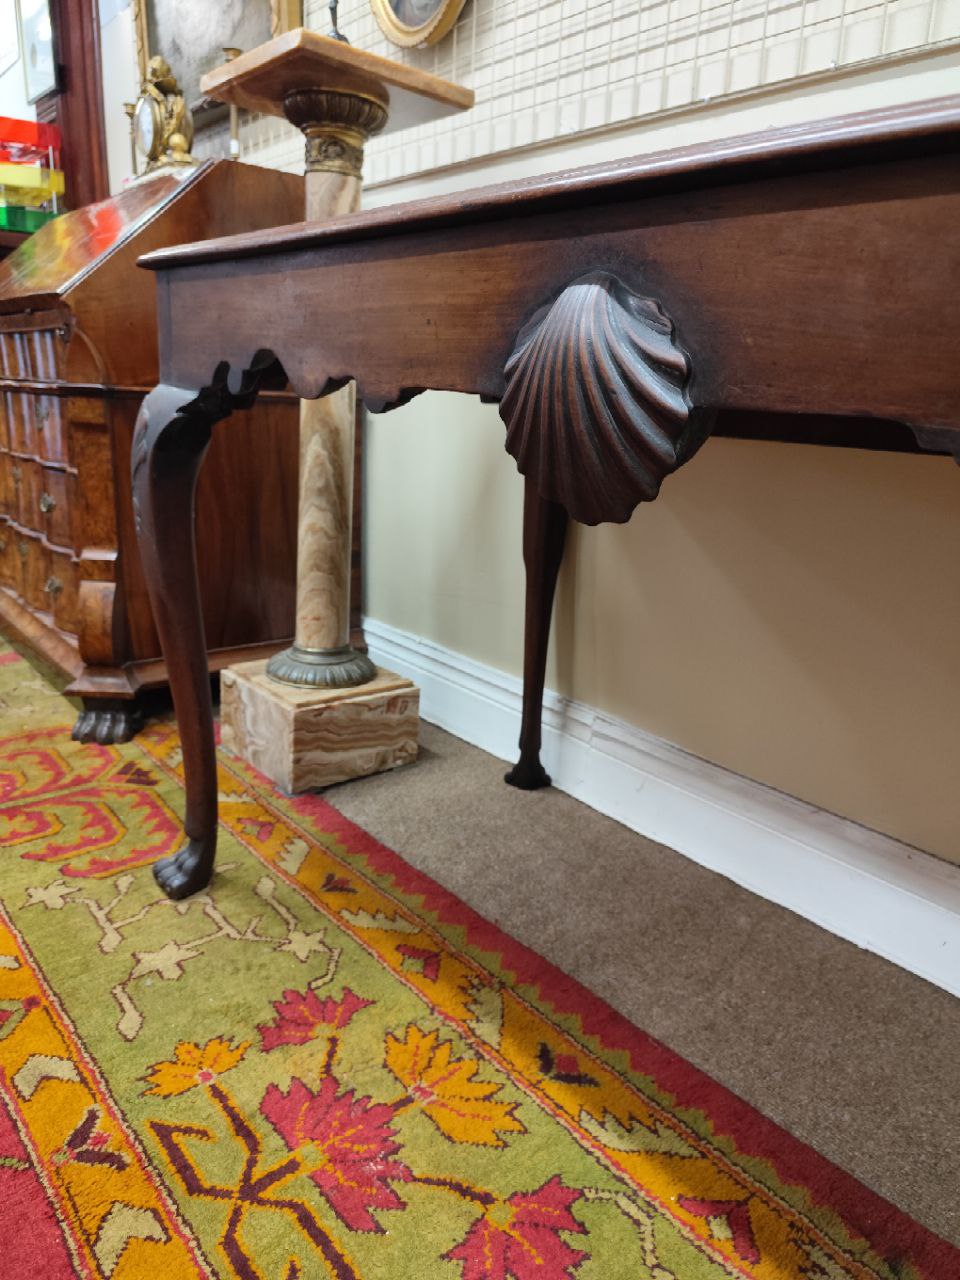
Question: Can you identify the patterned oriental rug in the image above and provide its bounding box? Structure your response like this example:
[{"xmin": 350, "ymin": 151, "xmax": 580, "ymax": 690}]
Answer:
[{"xmin": 0, "ymin": 638, "xmax": 956, "ymax": 1280}]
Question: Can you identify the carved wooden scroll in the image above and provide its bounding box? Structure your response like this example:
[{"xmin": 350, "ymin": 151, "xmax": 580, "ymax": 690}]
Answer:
[
  {"xmin": 500, "ymin": 273, "xmax": 712, "ymax": 526},
  {"xmin": 131, "ymin": 349, "xmax": 285, "ymax": 539}
]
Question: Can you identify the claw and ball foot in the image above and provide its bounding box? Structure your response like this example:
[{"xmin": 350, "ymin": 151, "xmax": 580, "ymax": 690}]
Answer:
[{"xmin": 153, "ymin": 837, "xmax": 216, "ymax": 899}]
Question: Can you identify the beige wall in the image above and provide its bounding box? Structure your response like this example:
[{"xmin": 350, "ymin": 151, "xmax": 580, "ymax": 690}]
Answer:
[
  {"xmin": 355, "ymin": 50, "xmax": 960, "ymax": 870},
  {"xmin": 365, "ymin": 394, "xmax": 960, "ymax": 865}
]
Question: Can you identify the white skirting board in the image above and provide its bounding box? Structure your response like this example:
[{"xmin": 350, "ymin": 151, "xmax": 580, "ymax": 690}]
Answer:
[{"xmin": 363, "ymin": 617, "xmax": 960, "ymax": 999}]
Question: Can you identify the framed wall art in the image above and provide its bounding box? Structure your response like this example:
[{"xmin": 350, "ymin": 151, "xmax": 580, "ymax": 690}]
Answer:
[
  {"xmin": 19, "ymin": 0, "xmax": 57, "ymax": 103},
  {"xmin": 143, "ymin": 0, "xmax": 274, "ymax": 108},
  {"xmin": 370, "ymin": 0, "xmax": 467, "ymax": 48}
]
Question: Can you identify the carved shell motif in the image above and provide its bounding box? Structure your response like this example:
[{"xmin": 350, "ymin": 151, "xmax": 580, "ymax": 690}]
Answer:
[{"xmin": 500, "ymin": 272, "xmax": 710, "ymax": 525}]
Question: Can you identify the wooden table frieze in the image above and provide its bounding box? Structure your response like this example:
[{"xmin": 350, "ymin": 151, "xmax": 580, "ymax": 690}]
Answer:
[{"xmin": 133, "ymin": 95, "xmax": 960, "ymax": 898}]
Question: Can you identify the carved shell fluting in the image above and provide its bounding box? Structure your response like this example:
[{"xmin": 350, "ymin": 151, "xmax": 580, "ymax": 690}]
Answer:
[{"xmin": 500, "ymin": 273, "xmax": 708, "ymax": 526}]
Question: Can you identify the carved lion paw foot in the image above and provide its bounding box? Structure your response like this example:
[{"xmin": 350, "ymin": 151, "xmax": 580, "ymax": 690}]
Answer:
[
  {"xmin": 504, "ymin": 758, "xmax": 552, "ymax": 790},
  {"xmin": 153, "ymin": 839, "xmax": 215, "ymax": 900},
  {"xmin": 72, "ymin": 704, "xmax": 144, "ymax": 745}
]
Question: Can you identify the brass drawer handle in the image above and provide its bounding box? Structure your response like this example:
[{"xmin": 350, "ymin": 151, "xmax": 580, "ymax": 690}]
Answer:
[
  {"xmin": 39, "ymin": 492, "xmax": 56, "ymax": 513},
  {"xmin": 11, "ymin": 465, "xmax": 21, "ymax": 485},
  {"xmin": 0, "ymin": 538, "xmax": 6, "ymax": 552},
  {"xmin": 17, "ymin": 541, "xmax": 27, "ymax": 560},
  {"xmin": 35, "ymin": 404, "xmax": 48, "ymax": 427},
  {"xmin": 45, "ymin": 576, "xmax": 62, "ymax": 596}
]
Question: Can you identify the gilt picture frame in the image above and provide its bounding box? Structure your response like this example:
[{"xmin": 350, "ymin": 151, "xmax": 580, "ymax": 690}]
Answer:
[
  {"xmin": 142, "ymin": 0, "xmax": 274, "ymax": 109},
  {"xmin": 370, "ymin": 0, "xmax": 467, "ymax": 48}
]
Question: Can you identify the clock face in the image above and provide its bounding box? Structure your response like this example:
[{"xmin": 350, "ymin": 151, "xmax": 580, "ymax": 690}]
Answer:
[
  {"xmin": 385, "ymin": 0, "xmax": 445, "ymax": 22},
  {"xmin": 135, "ymin": 96, "xmax": 159, "ymax": 159}
]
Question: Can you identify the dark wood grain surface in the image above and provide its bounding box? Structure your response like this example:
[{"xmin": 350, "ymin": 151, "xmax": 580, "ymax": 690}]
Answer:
[{"xmin": 143, "ymin": 94, "xmax": 960, "ymax": 268}]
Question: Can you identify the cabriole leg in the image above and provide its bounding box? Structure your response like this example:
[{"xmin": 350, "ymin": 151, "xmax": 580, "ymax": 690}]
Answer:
[
  {"xmin": 131, "ymin": 384, "xmax": 218, "ymax": 899},
  {"xmin": 505, "ymin": 475, "xmax": 568, "ymax": 790}
]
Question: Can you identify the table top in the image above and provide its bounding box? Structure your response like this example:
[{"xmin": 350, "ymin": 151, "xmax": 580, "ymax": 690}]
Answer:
[
  {"xmin": 200, "ymin": 27, "xmax": 474, "ymax": 137},
  {"xmin": 143, "ymin": 94, "xmax": 960, "ymax": 273}
]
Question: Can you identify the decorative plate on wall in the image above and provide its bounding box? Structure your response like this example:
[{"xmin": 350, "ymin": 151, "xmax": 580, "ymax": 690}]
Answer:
[{"xmin": 370, "ymin": 0, "xmax": 467, "ymax": 48}]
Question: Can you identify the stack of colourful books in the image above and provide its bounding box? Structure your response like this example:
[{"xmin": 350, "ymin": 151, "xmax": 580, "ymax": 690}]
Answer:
[{"xmin": 0, "ymin": 117, "xmax": 63, "ymax": 233}]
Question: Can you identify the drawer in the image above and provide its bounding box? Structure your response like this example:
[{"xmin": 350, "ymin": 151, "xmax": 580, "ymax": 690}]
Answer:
[
  {"xmin": 0, "ymin": 333, "xmax": 30, "ymax": 380},
  {"xmin": 0, "ymin": 521, "xmax": 18, "ymax": 594},
  {"xmin": 13, "ymin": 457, "xmax": 42, "ymax": 530},
  {"xmin": 30, "ymin": 329, "xmax": 64, "ymax": 382},
  {"xmin": 0, "ymin": 452, "xmax": 14, "ymax": 519},
  {"xmin": 9, "ymin": 392, "xmax": 34, "ymax": 456},
  {"xmin": 71, "ymin": 412, "xmax": 116, "ymax": 548},
  {"xmin": 45, "ymin": 544, "xmax": 79, "ymax": 635},
  {"xmin": 37, "ymin": 396, "xmax": 67, "ymax": 464},
  {"xmin": 39, "ymin": 466, "xmax": 74, "ymax": 548},
  {"xmin": 7, "ymin": 457, "xmax": 26, "ymax": 523},
  {"xmin": 13, "ymin": 333, "xmax": 31, "ymax": 379},
  {"xmin": 18, "ymin": 529, "xmax": 49, "ymax": 613}
]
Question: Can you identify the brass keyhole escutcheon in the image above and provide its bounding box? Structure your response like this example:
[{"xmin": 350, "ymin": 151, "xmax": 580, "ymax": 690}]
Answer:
[
  {"xmin": 39, "ymin": 492, "xmax": 56, "ymax": 513},
  {"xmin": 11, "ymin": 466, "xmax": 21, "ymax": 486},
  {"xmin": 45, "ymin": 576, "xmax": 63, "ymax": 596}
]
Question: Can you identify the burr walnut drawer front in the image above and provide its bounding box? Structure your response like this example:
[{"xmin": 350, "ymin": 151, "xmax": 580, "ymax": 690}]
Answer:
[
  {"xmin": 0, "ymin": 454, "xmax": 13, "ymax": 519},
  {"xmin": 0, "ymin": 395, "xmax": 64, "ymax": 462},
  {"xmin": 11, "ymin": 457, "xmax": 41, "ymax": 530},
  {"xmin": 0, "ymin": 333, "xmax": 28, "ymax": 381},
  {"xmin": 16, "ymin": 528, "xmax": 49, "ymax": 612},
  {"xmin": 0, "ymin": 521, "xmax": 19, "ymax": 594},
  {"xmin": 44, "ymin": 543, "xmax": 79, "ymax": 633},
  {"xmin": 37, "ymin": 395, "xmax": 67, "ymax": 463},
  {"xmin": 8, "ymin": 392, "xmax": 35, "ymax": 456},
  {"xmin": 39, "ymin": 466, "xmax": 74, "ymax": 548}
]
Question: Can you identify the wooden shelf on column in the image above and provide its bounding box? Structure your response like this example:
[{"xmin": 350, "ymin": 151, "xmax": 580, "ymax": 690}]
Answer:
[{"xmin": 200, "ymin": 27, "xmax": 474, "ymax": 130}]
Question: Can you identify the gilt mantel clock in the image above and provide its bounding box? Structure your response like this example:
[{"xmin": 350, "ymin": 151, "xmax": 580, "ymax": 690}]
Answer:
[
  {"xmin": 371, "ymin": 0, "xmax": 467, "ymax": 47},
  {"xmin": 133, "ymin": 55, "xmax": 196, "ymax": 172}
]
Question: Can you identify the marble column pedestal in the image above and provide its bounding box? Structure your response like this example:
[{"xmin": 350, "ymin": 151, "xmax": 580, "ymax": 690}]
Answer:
[
  {"xmin": 197, "ymin": 28, "xmax": 473, "ymax": 793},
  {"xmin": 221, "ymin": 660, "xmax": 419, "ymax": 794}
]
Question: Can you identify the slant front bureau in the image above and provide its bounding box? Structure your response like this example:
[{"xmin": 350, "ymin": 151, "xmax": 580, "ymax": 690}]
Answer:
[
  {"xmin": 132, "ymin": 96, "xmax": 960, "ymax": 899},
  {"xmin": 0, "ymin": 160, "xmax": 306, "ymax": 743}
]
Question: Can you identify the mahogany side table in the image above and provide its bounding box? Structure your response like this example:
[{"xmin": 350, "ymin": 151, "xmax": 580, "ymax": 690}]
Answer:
[{"xmin": 132, "ymin": 95, "xmax": 960, "ymax": 898}]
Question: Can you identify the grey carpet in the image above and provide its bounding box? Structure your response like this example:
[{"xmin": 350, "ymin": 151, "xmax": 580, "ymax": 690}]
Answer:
[{"xmin": 322, "ymin": 721, "xmax": 960, "ymax": 1246}]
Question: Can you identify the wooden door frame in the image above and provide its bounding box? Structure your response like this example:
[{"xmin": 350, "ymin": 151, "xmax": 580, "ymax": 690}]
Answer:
[{"xmin": 36, "ymin": 0, "xmax": 110, "ymax": 209}]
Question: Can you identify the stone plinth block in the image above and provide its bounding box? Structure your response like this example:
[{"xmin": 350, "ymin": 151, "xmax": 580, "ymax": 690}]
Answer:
[{"xmin": 220, "ymin": 659, "xmax": 418, "ymax": 793}]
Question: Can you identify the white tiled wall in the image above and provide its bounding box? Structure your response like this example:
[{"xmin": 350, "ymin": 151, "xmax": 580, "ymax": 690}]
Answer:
[{"xmin": 194, "ymin": 0, "xmax": 960, "ymax": 182}]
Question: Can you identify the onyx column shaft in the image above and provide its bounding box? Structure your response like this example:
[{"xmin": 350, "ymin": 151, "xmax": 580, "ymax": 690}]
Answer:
[{"xmin": 266, "ymin": 89, "xmax": 386, "ymax": 688}]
